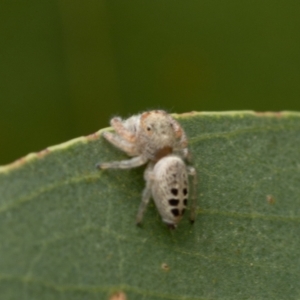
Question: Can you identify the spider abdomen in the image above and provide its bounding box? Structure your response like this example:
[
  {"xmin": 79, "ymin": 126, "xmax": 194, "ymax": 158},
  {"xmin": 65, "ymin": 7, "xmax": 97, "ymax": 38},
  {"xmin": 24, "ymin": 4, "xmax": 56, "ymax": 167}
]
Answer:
[{"xmin": 151, "ymin": 155, "xmax": 189, "ymax": 228}]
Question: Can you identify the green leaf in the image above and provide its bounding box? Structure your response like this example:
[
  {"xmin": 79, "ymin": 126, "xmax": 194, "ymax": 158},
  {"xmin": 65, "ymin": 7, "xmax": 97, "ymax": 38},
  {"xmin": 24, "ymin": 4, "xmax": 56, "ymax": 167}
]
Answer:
[{"xmin": 1, "ymin": 111, "xmax": 300, "ymax": 300}]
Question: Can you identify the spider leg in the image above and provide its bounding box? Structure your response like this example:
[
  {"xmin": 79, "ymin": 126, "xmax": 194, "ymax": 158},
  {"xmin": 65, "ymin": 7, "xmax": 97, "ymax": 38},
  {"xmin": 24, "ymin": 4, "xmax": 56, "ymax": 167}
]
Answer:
[
  {"xmin": 102, "ymin": 132, "xmax": 138, "ymax": 156},
  {"xmin": 170, "ymin": 118, "xmax": 192, "ymax": 162},
  {"xmin": 170, "ymin": 118, "xmax": 187, "ymax": 144},
  {"xmin": 187, "ymin": 166, "xmax": 197, "ymax": 223},
  {"xmin": 110, "ymin": 117, "xmax": 136, "ymax": 143},
  {"xmin": 96, "ymin": 155, "xmax": 148, "ymax": 170},
  {"xmin": 136, "ymin": 166, "xmax": 153, "ymax": 225},
  {"xmin": 180, "ymin": 148, "xmax": 192, "ymax": 162}
]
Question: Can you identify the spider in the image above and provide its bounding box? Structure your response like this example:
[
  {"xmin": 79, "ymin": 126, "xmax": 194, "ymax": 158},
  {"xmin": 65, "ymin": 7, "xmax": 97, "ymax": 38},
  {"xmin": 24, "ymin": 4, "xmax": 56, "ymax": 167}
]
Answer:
[{"xmin": 96, "ymin": 110, "xmax": 197, "ymax": 228}]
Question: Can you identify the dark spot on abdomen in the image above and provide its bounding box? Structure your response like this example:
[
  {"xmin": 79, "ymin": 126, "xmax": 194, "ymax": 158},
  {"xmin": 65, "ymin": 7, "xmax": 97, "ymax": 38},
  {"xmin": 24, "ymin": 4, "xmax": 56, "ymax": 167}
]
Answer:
[
  {"xmin": 169, "ymin": 199, "xmax": 179, "ymax": 206},
  {"xmin": 171, "ymin": 188, "xmax": 178, "ymax": 196},
  {"xmin": 171, "ymin": 208, "xmax": 180, "ymax": 216}
]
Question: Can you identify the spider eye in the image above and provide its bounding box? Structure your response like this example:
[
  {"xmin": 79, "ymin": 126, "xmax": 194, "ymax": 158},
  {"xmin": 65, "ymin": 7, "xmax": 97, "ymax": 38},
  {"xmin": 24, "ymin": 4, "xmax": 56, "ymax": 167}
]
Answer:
[{"xmin": 147, "ymin": 127, "xmax": 151, "ymax": 131}]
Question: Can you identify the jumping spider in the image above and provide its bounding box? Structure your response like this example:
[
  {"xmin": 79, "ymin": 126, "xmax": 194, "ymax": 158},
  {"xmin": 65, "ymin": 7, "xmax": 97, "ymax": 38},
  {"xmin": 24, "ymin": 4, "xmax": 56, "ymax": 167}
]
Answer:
[{"xmin": 96, "ymin": 110, "xmax": 197, "ymax": 229}]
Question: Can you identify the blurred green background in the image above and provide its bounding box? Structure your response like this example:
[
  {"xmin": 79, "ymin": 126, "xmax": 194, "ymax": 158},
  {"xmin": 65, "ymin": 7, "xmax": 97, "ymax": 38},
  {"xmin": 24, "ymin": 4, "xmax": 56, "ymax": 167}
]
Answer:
[{"xmin": 1, "ymin": 1, "xmax": 300, "ymax": 165}]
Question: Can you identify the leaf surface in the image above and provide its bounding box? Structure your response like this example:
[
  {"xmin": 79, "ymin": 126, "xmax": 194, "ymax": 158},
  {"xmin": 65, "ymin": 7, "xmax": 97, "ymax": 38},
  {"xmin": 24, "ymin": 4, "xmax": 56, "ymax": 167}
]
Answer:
[{"xmin": 1, "ymin": 111, "xmax": 300, "ymax": 300}]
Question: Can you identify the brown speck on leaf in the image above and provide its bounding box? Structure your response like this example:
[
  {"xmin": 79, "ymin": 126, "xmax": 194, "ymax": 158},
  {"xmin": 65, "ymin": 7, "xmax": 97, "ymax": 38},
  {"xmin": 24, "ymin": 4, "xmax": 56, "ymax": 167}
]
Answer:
[
  {"xmin": 254, "ymin": 111, "xmax": 265, "ymax": 116},
  {"xmin": 267, "ymin": 195, "xmax": 276, "ymax": 205},
  {"xmin": 109, "ymin": 291, "xmax": 127, "ymax": 300},
  {"xmin": 179, "ymin": 111, "xmax": 198, "ymax": 117},
  {"xmin": 254, "ymin": 111, "xmax": 283, "ymax": 118},
  {"xmin": 37, "ymin": 148, "xmax": 50, "ymax": 158},
  {"xmin": 12, "ymin": 157, "xmax": 26, "ymax": 167},
  {"xmin": 161, "ymin": 262, "xmax": 170, "ymax": 271},
  {"xmin": 86, "ymin": 132, "xmax": 99, "ymax": 140}
]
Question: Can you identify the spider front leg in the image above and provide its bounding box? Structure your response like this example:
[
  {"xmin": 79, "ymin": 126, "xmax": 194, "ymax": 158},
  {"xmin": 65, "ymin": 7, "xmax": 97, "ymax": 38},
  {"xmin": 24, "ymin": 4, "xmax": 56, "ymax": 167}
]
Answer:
[
  {"xmin": 102, "ymin": 132, "xmax": 138, "ymax": 156},
  {"xmin": 110, "ymin": 117, "xmax": 136, "ymax": 143},
  {"xmin": 187, "ymin": 166, "xmax": 197, "ymax": 223},
  {"xmin": 96, "ymin": 155, "xmax": 148, "ymax": 170}
]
